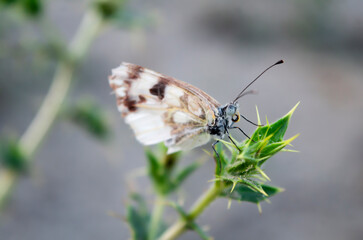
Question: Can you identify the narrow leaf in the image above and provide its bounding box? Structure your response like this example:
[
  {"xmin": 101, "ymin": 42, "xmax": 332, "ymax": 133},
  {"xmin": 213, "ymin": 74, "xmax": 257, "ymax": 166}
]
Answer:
[
  {"xmin": 126, "ymin": 193, "xmax": 150, "ymax": 240},
  {"xmin": 65, "ymin": 99, "xmax": 110, "ymax": 140},
  {"xmin": 220, "ymin": 184, "xmax": 283, "ymax": 203},
  {"xmin": 0, "ymin": 139, "xmax": 27, "ymax": 173}
]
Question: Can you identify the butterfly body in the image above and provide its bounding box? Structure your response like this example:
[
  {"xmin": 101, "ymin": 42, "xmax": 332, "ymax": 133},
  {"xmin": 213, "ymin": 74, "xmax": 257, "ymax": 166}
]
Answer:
[{"xmin": 207, "ymin": 103, "xmax": 240, "ymax": 139}]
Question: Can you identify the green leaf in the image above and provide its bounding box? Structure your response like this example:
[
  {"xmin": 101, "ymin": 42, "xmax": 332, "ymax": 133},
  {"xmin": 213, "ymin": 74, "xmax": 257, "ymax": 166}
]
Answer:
[
  {"xmin": 1, "ymin": 0, "xmax": 18, "ymax": 5},
  {"xmin": 94, "ymin": 0, "xmax": 126, "ymax": 19},
  {"xmin": 220, "ymin": 184, "xmax": 283, "ymax": 203},
  {"xmin": 146, "ymin": 149, "xmax": 162, "ymax": 179},
  {"xmin": 0, "ymin": 139, "xmax": 27, "ymax": 173},
  {"xmin": 169, "ymin": 202, "xmax": 212, "ymax": 240},
  {"xmin": 146, "ymin": 144, "xmax": 198, "ymax": 195},
  {"xmin": 163, "ymin": 151, "xmax": 181, "ymax": 171},
  {"xmin": 213, "ymin": 142, "xmax": 229, "ymax": 175},
  {"xmin": 146, "ymin": 148, "xmax": 169, "ymax": 194},
  {"xmin": 126, "ymin": 193, "xmax": 167, "ymax": 240},
  {"xmin": 170, "ymin": 161, "xmax": 201, "ymax": 192},
  {"xmin": 21, "ymin": 0, "xmax": 42, "ymax": 17},
  {"xmin": 126, "ymin": 193, "xmax": 150, "ymax": 240},
  {"xmin": 252, "ymin": 102, "xmax": 299, "ymax": 144},
  {"xmin": 65, "ymin": 99, "xmax": 110, "ymax": 140}
]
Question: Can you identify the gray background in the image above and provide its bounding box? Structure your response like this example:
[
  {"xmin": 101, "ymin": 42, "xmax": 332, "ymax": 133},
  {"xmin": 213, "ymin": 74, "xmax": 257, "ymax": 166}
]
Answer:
[{"xmin": 1, "ymin": 0, "xmax": 363, "ymax": 239}]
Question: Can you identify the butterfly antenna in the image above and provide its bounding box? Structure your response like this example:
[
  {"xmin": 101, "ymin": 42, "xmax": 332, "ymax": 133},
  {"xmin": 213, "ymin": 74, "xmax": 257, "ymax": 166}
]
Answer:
[{"xmin": 233, "ymin": 60, "xmax": 284, "ymax": 103}]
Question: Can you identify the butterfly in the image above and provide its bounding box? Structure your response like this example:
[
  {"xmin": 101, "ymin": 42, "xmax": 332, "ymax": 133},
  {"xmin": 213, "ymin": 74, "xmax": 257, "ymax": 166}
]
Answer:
[{"xmin": 108, "ymin": 60, "xmax": 283, "ymax": 161}]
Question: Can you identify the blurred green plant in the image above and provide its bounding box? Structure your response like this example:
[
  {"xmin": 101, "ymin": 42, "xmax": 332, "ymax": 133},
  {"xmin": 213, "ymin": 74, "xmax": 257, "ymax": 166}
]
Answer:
[
  {"xmin": 124, "ymin": 103, "xmax": 299, "ymax": 240},
  {"xmin": 0, "ymin": 138, "xmax": 28, "ymax": 173},
  {"xmin": 63, "ymin": 98, "xmax": 111, "ymax": 140},
  {"xmin": 0, "ymin": 1, "xmax": 299, "ymax": 239},
  {"xmin": 146, "ymin": 144, "xmax": 202, "ymax": 196},
  {"xmin": 0, "ymin": 0, "xmax": 144, "ymax": 210},
  {"xmin": 0, "ymin": 0, "xmax": 43, "ymax": 17}
]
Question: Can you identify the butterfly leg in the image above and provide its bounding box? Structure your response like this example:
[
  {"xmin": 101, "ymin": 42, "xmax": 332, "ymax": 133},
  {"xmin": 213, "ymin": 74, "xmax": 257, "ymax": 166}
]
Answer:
[
  {"xmin": 230, "ymin": 126, "xmax": 256, "ymax": 143},
  {"xmin": 225, "ymin": 129, "xmax": 242, "ymax": 153},
  {"xmin": 240, "ymin": 114, "xmax": 263, "ymax": 126},
  {"xmin": 212, "ymin": 140, "xmax": 222, "ymax": 174}
]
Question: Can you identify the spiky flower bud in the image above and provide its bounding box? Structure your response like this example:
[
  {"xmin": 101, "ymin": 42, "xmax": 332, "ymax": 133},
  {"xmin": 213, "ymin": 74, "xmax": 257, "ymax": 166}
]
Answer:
[{"xmin": 215, "ymin": 103, "xmax": 299, "ymax": 204}]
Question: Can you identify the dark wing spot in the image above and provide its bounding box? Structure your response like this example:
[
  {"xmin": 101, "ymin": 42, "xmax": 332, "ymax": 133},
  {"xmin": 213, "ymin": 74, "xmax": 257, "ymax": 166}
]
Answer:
[
  {"xmin": 124, "ymin": 96, "xmax": 137, "ymax": 112},
  {"xmin": 128, "ymin": 65, "xmax": 143, "ymax": 79},
  {"xmin": 138, "ymin": 95, "xmax": 146, "ymax": 103},
  {"xmin": 149, "ymin": 80, "xmax": 166, "ymax": 100}
]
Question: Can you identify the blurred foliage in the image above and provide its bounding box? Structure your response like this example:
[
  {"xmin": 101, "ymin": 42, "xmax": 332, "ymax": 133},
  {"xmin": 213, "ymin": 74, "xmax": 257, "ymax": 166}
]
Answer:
[
  {"xmin": 0, "ymin": 0, "xmax": 43, "ymax": 17},
  {"xmin": 94, "ymin": 0, "xmax": 126, "ymax": 19},
  {"xmin": 126, "ymin": 193, "xmax": 166, "ymax": 240},
  {"xmin": 1, "ymin": 0, "xmax": 17, "ymax": 5},
  {"xmin": 64, "ymin": 98, "xmax": 111, "ymax": 141},
  {"xmin": 170, "ymin": 202, "xmax": 212, "ymax": 240},
  {"xmin": 0, "ymin": 1, "xmax": 302, "ymax": 238},
  {"xmin": 0, "ymin": 138, "xmax": 27, "ymax": 173},
  {"xmin": 0, "ymin": 0, "xmax": 138, "ymax": 213},
  {"xmin": 22, "ymin": 0, "xmax": 42, "ymax": 17},
  {"xmin": 146, "ymin": 144, "xmax": 203, "ymax": 196}
]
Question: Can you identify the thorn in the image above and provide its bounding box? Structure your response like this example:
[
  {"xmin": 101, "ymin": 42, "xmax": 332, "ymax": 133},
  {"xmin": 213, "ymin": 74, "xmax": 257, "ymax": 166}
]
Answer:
[
  {"xmin": 256, "ymin": 167, "xmax": 271, "ymax": 181},
  {"xmin": 286, "ymin": 101, "xmax": 300, "ymax": 118},
  {"xmin": 257, "ymin": 203, "xmax": 262, "ymax": 214},
  {"xmin": 227, "ymin": 199, "xmax": 232, "ymax": 209},
  {"xmin": 230, "ymin": 181, "xmax": 237, "ymax": 193},
  {"xmin": 255, "ymin": 105, "xmax": 261, "ymax": 126}
]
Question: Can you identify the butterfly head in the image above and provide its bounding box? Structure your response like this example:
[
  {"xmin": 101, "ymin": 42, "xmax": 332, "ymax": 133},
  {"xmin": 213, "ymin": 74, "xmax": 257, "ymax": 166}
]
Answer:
[{"xmin": 223, "ymin": 103, "xmax": 240, "ymax": 127}]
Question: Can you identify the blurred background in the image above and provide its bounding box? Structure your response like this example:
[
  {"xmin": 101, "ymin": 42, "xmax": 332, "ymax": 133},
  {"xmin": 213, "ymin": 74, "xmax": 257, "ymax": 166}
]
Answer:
[{"xmin": 0, "ymin": 0, "xmax": 362, "ymax": 239}]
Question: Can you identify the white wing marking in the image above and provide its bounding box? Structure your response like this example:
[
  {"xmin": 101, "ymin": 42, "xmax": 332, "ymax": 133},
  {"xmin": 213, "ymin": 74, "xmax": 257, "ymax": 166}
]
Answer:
[
  {"xmin": 109, "ymin": 62, "xmax": 220, "ymax": 153},
  {"xmin": 166, "ymin": 129, "xmax": 211, "ymax": 154}
]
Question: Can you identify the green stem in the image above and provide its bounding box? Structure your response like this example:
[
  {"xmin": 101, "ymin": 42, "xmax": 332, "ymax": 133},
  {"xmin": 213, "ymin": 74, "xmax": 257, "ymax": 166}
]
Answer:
[
  {"xmin": 19, "ymin": 8, "xmax": 103, "ymax": 157},
  {"xmin": 0, "ymin": 7, "xmax": 104, "ymax": 210},
  {"xmin": 159, "ymin": 182, "xmax": 224, "ymax": 240},
  {"xmin": 148, "ymin": 195, "xmax": 165, "ymax": 240}
]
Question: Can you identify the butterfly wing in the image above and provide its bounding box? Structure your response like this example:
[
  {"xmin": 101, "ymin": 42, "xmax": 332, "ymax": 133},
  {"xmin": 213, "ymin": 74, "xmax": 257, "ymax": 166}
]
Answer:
[{"xmin": 109, "ymin": 62, "xmax": 220, "ymax": 153}]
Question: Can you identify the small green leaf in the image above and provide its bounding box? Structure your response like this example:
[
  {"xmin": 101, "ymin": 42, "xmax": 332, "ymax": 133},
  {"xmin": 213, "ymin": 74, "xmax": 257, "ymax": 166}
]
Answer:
[
  {"xmin": 252, "ymin": 102, "xmax": 299, "ymax": 144},
  {"xmin": 163, "ymin": 151, "xmax": 181, "ymax": 171},
  {"xmin": 170, "ymin": 161, "xmax": 202, "ymax": 192},
  {"xmin": 220, "ymin": 184, "xmax": 283, "ymax": 203},
  {"xmin": 94, "ymin": 0, "xmax": 126, "ymax": 19},
  {"xmin": 169, "ymin": 202, "xmax": 212, "ymax": 240},
  {"xmin": 126, "ymin": 193, "xmax": 167, "ymax": 240},
  {"xmin": 65, "ymin": 99, "xmax": 110, "ymax": 140},
  {"xmin": 0, "ymin": 139, "xmax": 27, "ymax": 173},
  {"xmin": 1, "ymin": 0, "xmax": 18, "ymax": 5},
  {"xmin": 146, "ymin": 148, "xmax": 170, "ymax": 195},
  {"xmin": 146, "ymin": 149, "xmax": 163, "ymax": 181},
  {"xmin": 146, "ymin": 144, "xmax": 198, "ymax": 195},
  {"xmin": 21, "ymin": 0, "xmax": 42, "ymax": 17},
  {"xmin": 126, "ymin": 193, "xmax": 150, "ymax": 240}
]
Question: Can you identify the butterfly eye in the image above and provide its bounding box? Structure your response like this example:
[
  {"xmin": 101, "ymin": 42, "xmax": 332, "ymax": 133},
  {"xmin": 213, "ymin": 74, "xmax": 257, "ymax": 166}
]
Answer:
[{"xmin": 232, "ymin": 114, "xmax": 240, "ymax": 122}]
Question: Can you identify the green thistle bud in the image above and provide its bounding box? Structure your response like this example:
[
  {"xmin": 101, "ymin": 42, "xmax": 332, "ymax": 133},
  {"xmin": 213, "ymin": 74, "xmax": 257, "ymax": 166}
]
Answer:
[{"xmin": 215, "ymin": 102, "xmax": 300, "ymax": 203}]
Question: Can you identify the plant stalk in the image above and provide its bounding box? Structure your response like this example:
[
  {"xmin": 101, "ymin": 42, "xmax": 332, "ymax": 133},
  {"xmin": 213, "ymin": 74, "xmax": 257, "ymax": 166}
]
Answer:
[
  {"xmin": 148, "ymin": 195, "xmax": 165, "ymax": 240},
  {"xmin": 0, "ymin": 7, "xmax": 104, "ymax": 210},
  {"xmin": 159, "ymin": 182, "xmax": 223, "ymax": 240}
]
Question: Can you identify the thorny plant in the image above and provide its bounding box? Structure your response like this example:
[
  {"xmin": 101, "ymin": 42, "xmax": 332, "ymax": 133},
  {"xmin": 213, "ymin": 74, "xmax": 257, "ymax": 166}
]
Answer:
[
  {"xmin": 0, "ymin": 1, "xmax": 299, "ymax": 239},
  {"xmin": 125, "ymin": 103, "xmax": 299, "ymax": 240}
]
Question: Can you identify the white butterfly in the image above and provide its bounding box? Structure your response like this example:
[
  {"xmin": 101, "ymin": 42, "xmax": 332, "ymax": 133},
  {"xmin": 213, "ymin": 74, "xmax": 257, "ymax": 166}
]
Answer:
[{"xmin": 109, "ymin": 61, "xmax": 283, "ymax": 156}]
